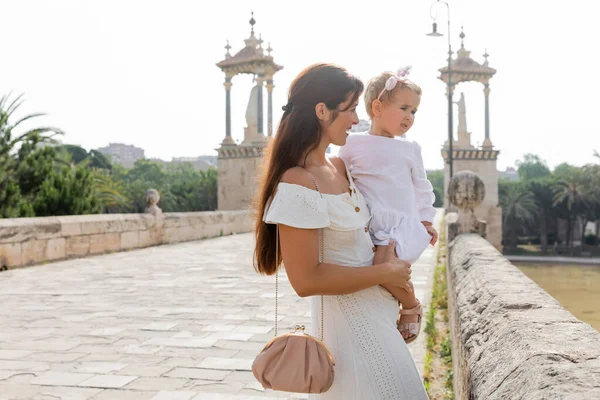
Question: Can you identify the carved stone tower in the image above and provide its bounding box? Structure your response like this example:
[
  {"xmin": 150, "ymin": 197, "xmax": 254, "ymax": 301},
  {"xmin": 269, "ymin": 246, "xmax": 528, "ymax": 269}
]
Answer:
[
  {"xmin": 216, "ymin": 13, "xmax": 283, "ymax": 210},
  {"xmin": 439, "ymin": 28, "xmax": 502, "ymax": 250}
]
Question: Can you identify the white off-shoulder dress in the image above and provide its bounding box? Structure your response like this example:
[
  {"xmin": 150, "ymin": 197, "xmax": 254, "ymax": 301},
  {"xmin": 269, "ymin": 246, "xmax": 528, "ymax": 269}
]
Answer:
[
  {"xmin": 339, "ymin": 133, "xmax": 437, "ymax": 264},
  {"xmin": 263, "ymin": 168, "xmax": 429, "ymax": 400}
]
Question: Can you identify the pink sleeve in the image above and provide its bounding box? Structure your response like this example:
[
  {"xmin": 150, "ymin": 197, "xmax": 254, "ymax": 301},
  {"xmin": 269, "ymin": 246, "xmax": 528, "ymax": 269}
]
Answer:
[{"xmin": 411, "ymin": 142, "xmax": 437, "ymax": 223}]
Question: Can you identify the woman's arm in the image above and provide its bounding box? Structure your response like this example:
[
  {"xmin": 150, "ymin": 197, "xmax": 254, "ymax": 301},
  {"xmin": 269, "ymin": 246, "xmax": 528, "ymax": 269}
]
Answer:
[
  {"xmin": 279, "ymin": 224, "xmax": 410, "ymax": 297},
  {"xmin": 277, "ymin": 166, "xmax": 411, "ymax": 297}
]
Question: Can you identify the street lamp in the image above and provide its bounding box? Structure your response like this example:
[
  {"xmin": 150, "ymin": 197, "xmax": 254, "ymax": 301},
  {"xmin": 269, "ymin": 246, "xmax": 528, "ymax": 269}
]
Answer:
[{"xmin": 428, "ymin": 0, "xmax": 454, "ymax": 178}]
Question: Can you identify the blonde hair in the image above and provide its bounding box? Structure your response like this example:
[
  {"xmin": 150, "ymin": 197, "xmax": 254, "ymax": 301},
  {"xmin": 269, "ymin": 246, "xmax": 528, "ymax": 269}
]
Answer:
[{"xmin": 364, "ymin": 72, "xmax": 422, "ymax": 118}]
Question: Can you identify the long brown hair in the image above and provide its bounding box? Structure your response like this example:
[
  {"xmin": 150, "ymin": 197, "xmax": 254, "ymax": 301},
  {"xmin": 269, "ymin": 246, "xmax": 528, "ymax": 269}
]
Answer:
[{"xmin": 253, "ymin": 63, "xmax": 364, "ymax": 275}]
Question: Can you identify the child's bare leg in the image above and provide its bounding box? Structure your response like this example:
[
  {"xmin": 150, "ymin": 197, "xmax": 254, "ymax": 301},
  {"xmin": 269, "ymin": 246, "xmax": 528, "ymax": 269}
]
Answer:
[
  {"xmin": 374, "ymin": 245, "xmax": 418, "ymax": 309},
  {"xmin": 375, "ymin": 245, "xmax": 422, "ymax": 340}
]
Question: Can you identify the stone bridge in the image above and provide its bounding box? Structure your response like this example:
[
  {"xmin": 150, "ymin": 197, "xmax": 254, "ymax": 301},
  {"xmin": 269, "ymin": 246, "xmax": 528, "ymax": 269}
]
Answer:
[{"xmin": 0, "ymin": 211, "xmax": 442, "ymax": 399}]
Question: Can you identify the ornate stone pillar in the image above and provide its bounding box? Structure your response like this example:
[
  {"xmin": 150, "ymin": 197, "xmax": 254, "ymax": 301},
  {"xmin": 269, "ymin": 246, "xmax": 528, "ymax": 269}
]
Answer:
[
  {"xmin": 256, "ymin": 74, "xmax": 264, "ymax": 136},
  {"xmin": 445, "ymin": 170, "xmax": 487, "ymax": 242},
  {"xmin": 223, "ymin": 76, "xmax": 235, "ymax": 145},
  {"xmin": 266, "ymin": 78, "xmax": 274, "ymax": 136},
  {"xmin": 483, "ymin": 83, "xmax": 492, "ymax": 148}
]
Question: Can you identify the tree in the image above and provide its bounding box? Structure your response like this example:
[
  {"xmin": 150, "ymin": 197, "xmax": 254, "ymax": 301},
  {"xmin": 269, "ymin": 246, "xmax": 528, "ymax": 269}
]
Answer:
[
  {"xmin": 92, "ymin": 170, "xmax": 131, "ymax": 213},
  {"xmin": 33, "ymin": 166, "xmax": 103, "ymax": 216},
  {"xmin": 553, "ymin": 168, "xmax": 589, "ymax": 249},
  {"xmin": 553, "ymin": 163, "xmax": 579, "ymax": 180},
  {"xmin": 516, "ymin": 153, "xmax": 551, "ymax": 181},
  {"xmin": 427, "ymin": 170, "xmax": 444, "ymax": 207},
  {"xmin": 199, "ymin": 167, "xmax": 218, "ymax": 211},
  {"xmin": 112, "ymin": 159, "xmax": 173, "ymax": 212},
  {"xmin": 499, "ymin": 181, "xmax": 538, "ymax": 249},
  {"xmin": 528, "ymin": 177, "xmax": 556, "ymax": 253},
  {"xmin": 0, "ymin": 93, "xmax": 63, "ymax": 218},
  {"xmin": 55, "ymin": 145, "xmax": 112, "ymax": 171}
]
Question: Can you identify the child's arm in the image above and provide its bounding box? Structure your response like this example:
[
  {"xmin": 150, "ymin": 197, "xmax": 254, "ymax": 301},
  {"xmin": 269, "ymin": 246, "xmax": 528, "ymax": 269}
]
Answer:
[
  {"xmin": 411, "ymin": 142, "xmax": 436, "ymax": 224},
  {"xmin": 412, "ymin": 142, "xmax": 438, "ymax": 245}
]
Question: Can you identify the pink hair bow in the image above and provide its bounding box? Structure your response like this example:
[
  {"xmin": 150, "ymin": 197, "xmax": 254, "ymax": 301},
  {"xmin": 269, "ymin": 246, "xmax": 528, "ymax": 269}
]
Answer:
[{"xmin": 377, "ymin": 66, "xmax": 412, "ymax": 100}]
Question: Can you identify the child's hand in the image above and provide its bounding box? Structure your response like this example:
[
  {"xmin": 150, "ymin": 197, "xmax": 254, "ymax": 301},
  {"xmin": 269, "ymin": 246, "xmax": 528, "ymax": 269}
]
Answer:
[{"xmin": 422, "ymin": 222, "xmax": 438, "ymax": 246}]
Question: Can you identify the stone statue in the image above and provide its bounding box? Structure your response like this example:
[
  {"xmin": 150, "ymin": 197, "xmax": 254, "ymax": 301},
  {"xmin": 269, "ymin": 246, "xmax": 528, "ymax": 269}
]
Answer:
[
  {"xmin": 456, "ymin": 93, "xmax": 467, "ymax": 133},
  {"xmin": 145, "ymin": 189, "xmax": 162, "ymax": 215},
  {"xmin": 455, "ymin": 93, "xmax": 473, "ymax": 148},
  {"xmin": 244, "ymin": 82, "xmax": 259, "ymax": 142},
  {"xmin": 445, "ymin": 171, "xmax": 487, "ymax": 242}
]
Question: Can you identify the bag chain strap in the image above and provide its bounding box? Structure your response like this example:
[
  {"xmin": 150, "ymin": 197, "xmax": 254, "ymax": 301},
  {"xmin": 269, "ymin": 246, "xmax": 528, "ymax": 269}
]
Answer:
[{"xmin": 274, "ymin": 175, "xmax": 324, "ymax": 341}]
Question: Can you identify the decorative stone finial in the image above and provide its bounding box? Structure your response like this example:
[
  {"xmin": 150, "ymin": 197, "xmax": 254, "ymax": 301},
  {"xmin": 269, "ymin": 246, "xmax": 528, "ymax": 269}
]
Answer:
[
  {"xmin": 225, "ymin": 40, "xmax": 231, "ymax": 58},
  {"xmin": 446, "ymin": 170, "xmax": 487, "ymax": 241},
  {"xmin": 460, "ymin": 26, "xmax": 466, "ymax": 48},
  {"xmin": 483, "ymin": 48, "xmax": 489, "ymax": 65},
  {"xmin": 249, "ymin": 11, "xmax": 256, "ymax": 36},
  {"xmin": 266, "ymin": 42, "xmax": 272, "ymax": 56},
  {"xmin": 145, "ymin": 189, "xmax": 162, "ymax": 215}
]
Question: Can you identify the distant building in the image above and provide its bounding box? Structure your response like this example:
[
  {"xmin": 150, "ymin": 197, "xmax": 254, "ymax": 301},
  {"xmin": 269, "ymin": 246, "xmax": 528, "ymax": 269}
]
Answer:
[
  {"xmin": 97, "ymin": 143, "xmax": 145, "ymax": 168},
  {"xmin": 350, "ymin": 119, "xmax": 371, "ymax": 133},
  {"xmin": 500, "ymin": 167, "xmax": 519, "ymax": 181}
]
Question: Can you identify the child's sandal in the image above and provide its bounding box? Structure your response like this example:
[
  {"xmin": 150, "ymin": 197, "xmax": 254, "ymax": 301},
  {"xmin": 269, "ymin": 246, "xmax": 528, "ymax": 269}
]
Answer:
[{"xmin": 397, "ymin": 299, "xmax": 422, "ymax": 344}]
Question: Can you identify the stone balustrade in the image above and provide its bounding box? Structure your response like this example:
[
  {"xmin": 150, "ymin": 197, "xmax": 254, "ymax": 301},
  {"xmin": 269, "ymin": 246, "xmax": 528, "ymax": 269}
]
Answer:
[
  {"xmin": 445, "ymin": 171, "xmax": 600, "ymax": 399},
  {"xmin": 448, "ymin": 234, "xmax": 600, "ymax": 399},
  {"xmin": 0, "ymin": 211, "xmax": 252, "ymax": 269}
]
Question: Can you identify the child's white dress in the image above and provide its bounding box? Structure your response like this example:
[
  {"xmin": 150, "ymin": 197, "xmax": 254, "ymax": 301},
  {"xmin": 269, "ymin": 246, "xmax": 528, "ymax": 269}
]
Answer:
[{"xmin": 339, "ymin": 132, "xmax": 436, "ymax": 263}]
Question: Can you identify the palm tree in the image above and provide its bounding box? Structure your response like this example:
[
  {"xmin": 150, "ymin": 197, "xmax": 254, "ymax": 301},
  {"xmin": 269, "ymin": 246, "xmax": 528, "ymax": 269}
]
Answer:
[
  {"xmin": 529, "ymin": 178, "xmax": 556, "ymax": 253},
  {"xmin": 581, "ymin": 163, "xmax": 600, "ymax": 241},
  {"xmin": 499, "ymin": 182, "xmax": 538, "ymax": 250},
  {"xmin": 92, "ymin": 170, "xmax": 131, "ymax": 213},
  {"xmin": 0, "ymin": 94, "xmax": 63, "ymax": 167},
  {"xmin": 0, "ymin": 93, "xmax": 63, "ymax": 217},
  {"xmin": 553, "ymin": 169, "xmax": 590, "ymax": 249}
]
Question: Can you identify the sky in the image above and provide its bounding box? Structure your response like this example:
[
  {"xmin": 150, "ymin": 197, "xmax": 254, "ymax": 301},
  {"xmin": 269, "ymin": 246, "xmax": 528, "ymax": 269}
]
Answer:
[{"xmin": 1, "ymin": 0, "xmax": 599, "ymax": 171}]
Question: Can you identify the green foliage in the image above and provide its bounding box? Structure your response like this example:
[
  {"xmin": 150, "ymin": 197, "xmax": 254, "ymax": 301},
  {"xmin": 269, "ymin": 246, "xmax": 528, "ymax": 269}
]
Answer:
[
  {"xmin": 0, "ymin": 93, "xmax": 219, "ymax": 218},
  {"xmin": 516, "ymin": 153, "xmax": 551, "ymax": 181},
  {"xmin": 33, "ymin": 166, "xmax": 103, "ymax": 216},
  {"xmin": 109, "ymin": 159, "xmax": 218, "ymax": 214},
  {"xmin": 428, "ymin": 170, "xmax": 444, "ymax": 207},
  {"xmin": 499, "ymin": 180, "xmax": 539, "ymax": 248},
  {"xmin": 0, "ymin": 93, "xmax": 68, "ymax": 218},
  {"xmin": 424, "ymin": 224, "xmax": 454, "ymax": 399},
  {"xmin": 500, "ymin": 153, "xmax": 600, "ymax": 251},
  {"xmin": 553, "ymin": 162, "xmax": 579, "ymax": 180}
]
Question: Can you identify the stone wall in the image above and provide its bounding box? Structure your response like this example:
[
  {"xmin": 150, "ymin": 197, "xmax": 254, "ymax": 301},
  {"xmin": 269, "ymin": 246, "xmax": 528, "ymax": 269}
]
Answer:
[
  {"xmin": 0, "ymin": 211, "xmax": 252, "ymax": 269},
  {"xmin": 448, "ymin": 234, "xmax": 600, "ymax": 399},
  {"xmin": 217, "ymin": 147, "xmax": 264, "ymax": 211}
]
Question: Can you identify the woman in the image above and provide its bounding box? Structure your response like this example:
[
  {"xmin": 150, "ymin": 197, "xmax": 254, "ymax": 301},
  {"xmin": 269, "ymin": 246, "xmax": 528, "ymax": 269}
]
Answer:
[{"xmin": 253, "ymin": 63, "xmax": 429, "ymax": 399}]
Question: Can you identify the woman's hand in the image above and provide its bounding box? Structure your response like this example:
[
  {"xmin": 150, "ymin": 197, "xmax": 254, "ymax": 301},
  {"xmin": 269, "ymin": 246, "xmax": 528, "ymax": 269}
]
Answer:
[{"xmin": 382, "ymin": 240, "xmax": 412, "ymax": 291}]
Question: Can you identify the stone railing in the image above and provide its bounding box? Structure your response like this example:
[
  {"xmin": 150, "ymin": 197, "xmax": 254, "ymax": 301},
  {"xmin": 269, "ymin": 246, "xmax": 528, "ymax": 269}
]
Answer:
[
  {"xmin": 0, "ymin": 211, "xmax": 252, "ymax": 269},
  {"xmin": 445, "ymin": 171, "xmax": 600, "ymax": 399}
]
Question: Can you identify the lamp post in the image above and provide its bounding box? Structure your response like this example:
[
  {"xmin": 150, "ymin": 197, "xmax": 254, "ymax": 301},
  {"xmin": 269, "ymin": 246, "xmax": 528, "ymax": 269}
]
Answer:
[{"xmin": 428, "ymin": 0, "xmax": 454, "ymax": 178}]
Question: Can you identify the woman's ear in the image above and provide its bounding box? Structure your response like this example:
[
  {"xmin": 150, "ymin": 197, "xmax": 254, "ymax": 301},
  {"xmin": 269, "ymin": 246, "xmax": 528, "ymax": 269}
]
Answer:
[
  {"xmin": 371, "ymin": 99, "xmax": 383, "ymax": 117},
  {"xmin": 315, "ymin": 102, "xmax": 330, "ymax": 122}
]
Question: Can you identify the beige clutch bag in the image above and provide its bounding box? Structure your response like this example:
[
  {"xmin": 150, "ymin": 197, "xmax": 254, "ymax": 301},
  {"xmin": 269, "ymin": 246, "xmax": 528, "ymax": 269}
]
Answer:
[{"xmin": 252, "ymin": 224, "xmax": 335, "ymax": 394}]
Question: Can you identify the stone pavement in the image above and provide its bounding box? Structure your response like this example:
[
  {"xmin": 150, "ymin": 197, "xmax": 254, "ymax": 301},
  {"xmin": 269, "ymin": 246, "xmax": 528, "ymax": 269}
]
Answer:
[{"xmin": 0, "ymin": 210, "xmax": 442, "ymax": 399}]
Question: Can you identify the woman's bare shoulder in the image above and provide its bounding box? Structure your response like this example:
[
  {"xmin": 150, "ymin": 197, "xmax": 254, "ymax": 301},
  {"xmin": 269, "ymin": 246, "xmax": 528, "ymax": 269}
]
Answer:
[
  {"xmin": 280, "ymin": 167, "xmax": 316, "ymax": 190},
  {"xmin": 329, "ymin": 156, "xmax": 348, "ymax": 176}
]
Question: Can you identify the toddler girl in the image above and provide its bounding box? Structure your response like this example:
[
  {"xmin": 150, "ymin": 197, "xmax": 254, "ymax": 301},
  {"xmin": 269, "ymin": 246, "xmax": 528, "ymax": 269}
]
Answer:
[{"xmin": 339, "ymin": 66, "xmax": 438, "ymax": 343}]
